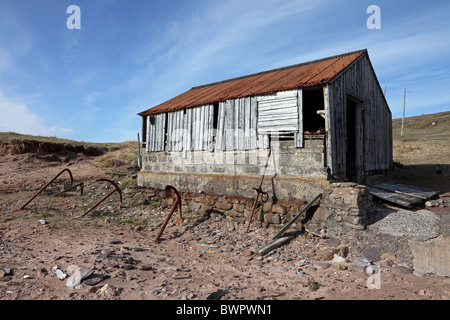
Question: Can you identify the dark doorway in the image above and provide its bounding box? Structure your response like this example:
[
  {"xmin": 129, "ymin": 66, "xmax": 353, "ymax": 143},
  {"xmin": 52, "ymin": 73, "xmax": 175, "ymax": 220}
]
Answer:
[{"xmin": 346, "ymin": 98, "xmax": 358, "ymax": 181}]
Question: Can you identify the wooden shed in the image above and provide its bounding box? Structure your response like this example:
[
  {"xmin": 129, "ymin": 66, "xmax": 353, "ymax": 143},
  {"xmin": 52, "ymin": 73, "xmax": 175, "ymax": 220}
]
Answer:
[{"xmin": 137, "ymin": 49, "xmax": 392, "ymax": 202}]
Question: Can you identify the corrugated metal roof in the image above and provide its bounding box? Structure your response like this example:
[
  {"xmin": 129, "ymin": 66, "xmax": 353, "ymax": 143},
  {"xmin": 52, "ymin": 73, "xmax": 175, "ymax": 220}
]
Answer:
[{"xmin": 139, "ymin": 49, "xmax": 367, "ymax": 116}]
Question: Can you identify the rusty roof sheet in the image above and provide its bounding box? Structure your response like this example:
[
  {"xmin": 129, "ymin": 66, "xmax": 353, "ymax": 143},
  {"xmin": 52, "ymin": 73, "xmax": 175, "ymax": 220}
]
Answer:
[{"xmin": 139, "ymin": 49, "xmax": 367, "ymax": 116}]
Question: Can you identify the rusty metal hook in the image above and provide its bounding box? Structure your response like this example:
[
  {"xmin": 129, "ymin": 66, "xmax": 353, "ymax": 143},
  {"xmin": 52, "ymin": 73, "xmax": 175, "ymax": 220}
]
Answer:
[
  {"xmin": 14, "ymin": 168, "xmax": 74, "ymax": 212},
  {"xmin": 82, "ymin": 179, "xmax": 122, "ymax": 216},
  {"xmin": 155, "ymin": 185, "xmax": 183, "ymax": 242}
]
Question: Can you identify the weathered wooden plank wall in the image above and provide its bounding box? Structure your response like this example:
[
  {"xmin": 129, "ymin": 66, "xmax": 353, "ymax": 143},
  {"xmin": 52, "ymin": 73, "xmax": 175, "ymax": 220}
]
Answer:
[
  {"xmin": 327, "ymin": 54, "xmax": 392, "ymax": 180},
  {"xmin": 165, "ymin": 104, "xmax": 214, "ymax": 152},
  {"xmin": 149, "ymin": 89, "xmax": 305, "ymax": 153},
  {"xmin": 216, "ymin": 96, "xmax": 271, "ymax": 151},
  {"xmin": 146, "ymin": 113, "xmax": 166, "ymax": 152}
]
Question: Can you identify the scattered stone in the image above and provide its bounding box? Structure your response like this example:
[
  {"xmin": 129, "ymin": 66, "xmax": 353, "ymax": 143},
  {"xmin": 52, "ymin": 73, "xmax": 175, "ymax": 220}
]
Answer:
[
  {"xmin": 86, "ymin": 275, "xmax": 109, "ymax": 286},
  {"xmin": 207, "ymin": 288, "xmax": 228, "ymax": 300},
  {"xmin": 323, "ymin": 237, "xmax": 341, "ymax": 248},
  {"xmin": 3, "ymin": 268, "xmax": 12, "ymax": 276},
  {"xmin": 379, "ymin": 259, "xmax": 394, "ymax": 269},
  {"xmin": 317, "ymin": 249, "xmax": 339, "ymax": 261},
  {"xmin": 138, "ymin": 265, "xmax": 154, "ymax": 271},
  {"xmin": 187, "ymin": 292, "xmax": 196, "ymax": 299},
  {"xmin": 105, "ymin": 238, "xmax": 121, "ymax": 244},
  {"xmin": 337, "ymin": 264, "xmax": 348, "ymax": 271},
  {"xmin": 120, "ymin": 264, "xmax": 135, "ymax": 270},
  {"xmin": 66, "ymin": 266, "xmax": 95, "ymax": 289},
  {"xmin": 295, "ymin": 260, "xmax": 310, "ymax": 267},
  {"xmin": 51, "ymin": 266, "xmax": 67, "ymax": 280},
  {"xmin": 313, "ymin": 261, "xmax": 331, "ymax": 269},
  {"xmin": 331, "ymin": 254, "xmax": 346, "ymax": 263},
  {"xmin": 339, "ymin": 246, "xmax": 349, "ymax": 258},
  {"xmin": 172, "ymin": 273, "xmax": 192, "ymax": 279},
  {"xmin": 361, "ymin": 247, "xmax": 381, "ymax": 262},
  {"xmin": 393, "ymin": 266, "xmax": 413, "ymax": 275},
  {"xmin": 100, "ymin": 249, "xmax": 113, "ymax": 257}
]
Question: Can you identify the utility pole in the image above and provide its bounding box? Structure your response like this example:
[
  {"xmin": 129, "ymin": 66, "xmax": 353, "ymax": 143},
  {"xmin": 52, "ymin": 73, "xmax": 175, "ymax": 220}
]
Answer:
[{"xmin": 401, "ymin": 88, "xmax": 406, "ymax": 137}]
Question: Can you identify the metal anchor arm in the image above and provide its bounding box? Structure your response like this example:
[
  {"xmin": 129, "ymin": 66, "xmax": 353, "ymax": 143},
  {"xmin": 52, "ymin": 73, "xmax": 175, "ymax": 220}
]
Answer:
[
  {"xmin": 14, "ymin": 168, "xmax": 74, "ymax": 212},
  {"xmin": 155, "ymin": 185, "xmax": 183, "ymax": 242},
  {"xmin": 82, "ymin": 179, "xmax": 122, "ymax": 216}
]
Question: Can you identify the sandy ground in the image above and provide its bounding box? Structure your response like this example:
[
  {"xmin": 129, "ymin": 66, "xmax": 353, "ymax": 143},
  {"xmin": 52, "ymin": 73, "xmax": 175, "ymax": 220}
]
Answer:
[{"xmin": 1, "ymin": 152, "xmax": 449, "ymax": 302}]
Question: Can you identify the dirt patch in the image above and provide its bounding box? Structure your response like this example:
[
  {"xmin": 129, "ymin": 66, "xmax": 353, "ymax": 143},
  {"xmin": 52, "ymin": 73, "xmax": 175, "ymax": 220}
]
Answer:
[{"xmin": 1, "ymin": 151, "xmax": 449, "ymax": 301}]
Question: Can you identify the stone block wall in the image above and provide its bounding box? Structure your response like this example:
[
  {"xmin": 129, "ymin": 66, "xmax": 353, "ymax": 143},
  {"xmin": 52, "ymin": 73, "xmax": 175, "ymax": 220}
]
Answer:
[
  {"xmin": 144, "ymin": 187, "xmax": 308, "ymax": 229},
  {"xmin": 309, "ymin": 182, "xmax": 373, "ymax": 230},
  {"xmin": 138, "ymin": 138, "xmax": 329, "ymax": 202}
]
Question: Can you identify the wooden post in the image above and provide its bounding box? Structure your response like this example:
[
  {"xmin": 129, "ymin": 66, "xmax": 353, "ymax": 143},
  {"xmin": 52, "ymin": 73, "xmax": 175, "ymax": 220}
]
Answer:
[
  {"xmin": 137, "ymin": 133, "xmax": 142, "ymax": 169},
  {"xmin": 401, "ymin": 88, "xmax": 406, "ymax": 137}
]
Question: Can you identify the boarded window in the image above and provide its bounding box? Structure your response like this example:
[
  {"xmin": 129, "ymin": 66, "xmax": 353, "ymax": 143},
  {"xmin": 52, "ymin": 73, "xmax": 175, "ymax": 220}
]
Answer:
[
  {"xmin": 257, "ymin": 90, "xmax": 303, "ymax": 148},
  {"xmin": 257, "ymin": 90, "xmax": 299, "ymax": 133}
]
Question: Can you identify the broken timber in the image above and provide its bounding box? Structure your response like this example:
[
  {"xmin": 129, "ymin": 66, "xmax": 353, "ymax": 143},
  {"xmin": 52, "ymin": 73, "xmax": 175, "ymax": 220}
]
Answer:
[
  {"xmin": 256, "ymin": 236, "xmax": 292, "ymax": 255},
  {"xmin": 366, "ymin": 183, "xmax": 439, "ymax": 209}
]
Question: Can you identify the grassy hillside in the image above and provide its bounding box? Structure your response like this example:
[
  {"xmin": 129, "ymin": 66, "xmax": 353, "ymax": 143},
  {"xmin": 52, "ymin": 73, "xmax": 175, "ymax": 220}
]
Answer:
[
  {"xmin": 0, "ymin": 131, "xmax": 114, "ymax": 149},
  {"xmin": 0, "ymin": 131, "xmax": 138, "ymax": 169},
  {"xmin": 392, "ymin": 111, "xmax": 450, "ymax": 165}
]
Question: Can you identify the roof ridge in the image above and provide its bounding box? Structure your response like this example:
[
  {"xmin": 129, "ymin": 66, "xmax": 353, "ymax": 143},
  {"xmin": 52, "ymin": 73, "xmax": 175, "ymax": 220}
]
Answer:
[{"xmin": 191, "ymin": 49, "xmax": 367, "ymax": 90}]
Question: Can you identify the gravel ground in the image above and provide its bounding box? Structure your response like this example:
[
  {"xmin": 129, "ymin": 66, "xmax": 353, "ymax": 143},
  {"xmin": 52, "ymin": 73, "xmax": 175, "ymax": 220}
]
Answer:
[{"xmin": 1, "ymin": 152, "xmax": 449, "ymax": 301}]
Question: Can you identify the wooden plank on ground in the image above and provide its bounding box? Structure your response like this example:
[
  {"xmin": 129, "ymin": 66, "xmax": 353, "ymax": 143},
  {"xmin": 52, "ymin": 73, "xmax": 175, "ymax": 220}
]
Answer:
[
  {"xmin": 366, "ymin": 185, "xmax": 421, "ymax": 208},
  {"xmin": 256, "ymin": 236, "xmax": 292, "ymax": 255},
  {"xmin": 372, "ymin": 183, "xmax": 438, "ymax": 200}
]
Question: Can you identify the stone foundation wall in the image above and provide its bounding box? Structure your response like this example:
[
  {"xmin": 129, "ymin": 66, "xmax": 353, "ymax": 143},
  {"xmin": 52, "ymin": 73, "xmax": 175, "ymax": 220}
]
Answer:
[
  {"xmin": 309, "ymin": 182, "xmax": 373, "ymax": 230},
  {"xmin": 144, "ymin": 187, "xmax": 309, "ymax": 229}
]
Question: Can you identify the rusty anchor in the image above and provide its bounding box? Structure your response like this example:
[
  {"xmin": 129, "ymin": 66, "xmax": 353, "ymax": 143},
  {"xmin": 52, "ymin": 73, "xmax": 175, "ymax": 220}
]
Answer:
[
  {"xmin": 155, "ymin": 185, "xmax": 183, "ymax": 242},
  {"xmin": 246, "ymin": 147, "xmax": 271, "ymax": 233},
  {"xmin": 82, "ymin": 179, "xmax": 122, "ymax": 216},
  {"xmin": 14, "ymin": 168, "xmax": 75, "ymax": 212}
]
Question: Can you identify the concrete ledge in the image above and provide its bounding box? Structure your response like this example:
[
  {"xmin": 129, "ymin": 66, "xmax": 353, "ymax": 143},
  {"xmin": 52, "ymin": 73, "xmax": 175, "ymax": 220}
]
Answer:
[{"xmin": 138, "ymin": 171, "xmax": 329, "ymax": 202}]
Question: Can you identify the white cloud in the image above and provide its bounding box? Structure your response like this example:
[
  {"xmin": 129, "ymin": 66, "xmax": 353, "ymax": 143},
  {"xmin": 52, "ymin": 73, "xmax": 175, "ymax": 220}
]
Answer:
[{"xmin": 0, "ymin": 91, "xmax": 74, "ymax": 137}]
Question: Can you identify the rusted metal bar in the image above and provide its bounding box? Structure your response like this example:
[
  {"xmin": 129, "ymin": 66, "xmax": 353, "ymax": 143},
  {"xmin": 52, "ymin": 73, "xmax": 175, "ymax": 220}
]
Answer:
[
  {"xmin": 57, "ymin": 182, "xmax": 84, "ymax": 196},
  {"xmin": 246, "ymin": 147, "xmax": 271, "ymax": 233},
  {"xmin": 14, "ymin": 168, "xmax": 74, "ymax": 212},
  {"xmin": 155, "ymin": 185, "xmax": 183, "ymax": 242},
  {"xmin": 273, "ymin": 193, "xmax": 322, "ymax": 240},
  {"xmin": 82, "ymin": 179, "xmax": 122, "ymax": 216}
]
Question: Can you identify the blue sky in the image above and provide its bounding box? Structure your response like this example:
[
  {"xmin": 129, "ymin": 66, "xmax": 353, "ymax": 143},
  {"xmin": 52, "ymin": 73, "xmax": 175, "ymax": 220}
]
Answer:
[{"xmin": 0, "ymin": 0, "xmax": 449, "ymax": 143}]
